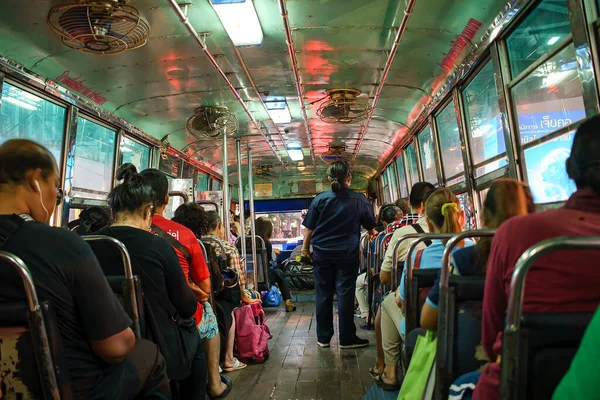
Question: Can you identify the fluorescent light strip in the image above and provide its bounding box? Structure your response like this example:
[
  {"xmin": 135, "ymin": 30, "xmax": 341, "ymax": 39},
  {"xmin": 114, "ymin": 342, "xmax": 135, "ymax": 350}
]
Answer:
[
  {"xmin": 266, "ymin": 106, "xmax": 291, "ymax": 124},
  {"xmin": 287, "ymin": 148, "xmax": 304, "ymax": 161},
  {"xmin": 547, "ymin": 36, "xmax": 560, "ymax": 45},
  {"xmin": 210, "ymin": 0, "xmax": 264, "ymax": 47}
]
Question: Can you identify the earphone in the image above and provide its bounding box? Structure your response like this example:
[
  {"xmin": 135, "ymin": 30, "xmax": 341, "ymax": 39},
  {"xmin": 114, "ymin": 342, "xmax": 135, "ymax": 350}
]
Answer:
[{"xmin": 34, "ymin": 180, "xmax": 50, "ymax": 223}]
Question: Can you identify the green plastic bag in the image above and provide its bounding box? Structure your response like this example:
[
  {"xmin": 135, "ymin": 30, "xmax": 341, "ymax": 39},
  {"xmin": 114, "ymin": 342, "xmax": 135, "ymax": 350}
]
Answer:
[{"xmin": 398, "ymin": 331, "xmax": 437, "ymax": 400}]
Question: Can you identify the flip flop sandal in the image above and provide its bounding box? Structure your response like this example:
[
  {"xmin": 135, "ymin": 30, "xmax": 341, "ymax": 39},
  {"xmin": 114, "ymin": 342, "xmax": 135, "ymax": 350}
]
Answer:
[
  {"xmin": 374, "ymin": 373, "xmax": 400, "ymax": 391},
  {"xmin": 211, "ymin": 374, "xmax": 232, "ymax": 399},
  {"xmin": 223, "ymin": 357, "xmax": 247, "ymax": 373},
  {"xmin": 369, "ymin": 365, "xmax": 383, "ymax": 379}
]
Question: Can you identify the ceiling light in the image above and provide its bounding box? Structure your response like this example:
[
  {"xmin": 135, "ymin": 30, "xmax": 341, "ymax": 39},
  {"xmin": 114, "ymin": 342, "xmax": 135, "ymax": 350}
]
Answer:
[
  {"xmin": 210, "ymin": 0, "xmax": 264, "ymax": 47},
  {"xmin": 4, "ymin": 96, "xmax": 38, "ymax": 111},
  {"xmin": 547, "ymin": 36, "xmax": 560, "ymax": 45},
  {"xmin": 265, "ymin": 98, "xmax": 291, "ymax": 124},
  {"xmin": 287, "ymin": 145, "xmax": 304, "ymax": 161},
  {"xmin": 297, "ymin": 162, "xmax": 306, "ymax": 171}
]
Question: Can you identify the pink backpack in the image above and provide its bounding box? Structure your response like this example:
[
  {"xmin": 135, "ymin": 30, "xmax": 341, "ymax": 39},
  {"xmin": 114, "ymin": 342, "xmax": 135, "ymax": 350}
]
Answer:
[{"xmin": 234, "ymin": 303, "xmax": 272, "ymax": 363}]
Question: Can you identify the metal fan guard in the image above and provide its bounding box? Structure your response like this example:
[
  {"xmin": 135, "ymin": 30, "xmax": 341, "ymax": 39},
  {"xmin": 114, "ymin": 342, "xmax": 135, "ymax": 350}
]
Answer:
[
  {"xmin": 47, "ymin": 1, "xmax": 150, "ymax": 55},
  {"xmin": 317, "ymin": 89, "xmax": 372, "ymax": 124},
  {"xmin": 186, "ymin": 106, "xmax": 238, "ymax": 139}
]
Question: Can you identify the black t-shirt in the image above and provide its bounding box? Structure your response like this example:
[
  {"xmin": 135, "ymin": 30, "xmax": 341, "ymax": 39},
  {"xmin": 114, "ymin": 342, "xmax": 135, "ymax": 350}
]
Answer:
[
  {"xmin": 95, "ymin": 226, "xmax": 198, "ymax": 379},
  {"xmin": 0, "ymin": 216, "xmax": 132, "ymax": 399}
]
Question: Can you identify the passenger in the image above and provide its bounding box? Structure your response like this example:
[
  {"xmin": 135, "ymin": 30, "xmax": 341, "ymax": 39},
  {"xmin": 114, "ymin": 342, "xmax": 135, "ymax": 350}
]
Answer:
[
  {"xmin": 96, "ymin": 166, "xmax": 207, "ymax": 399},
  {"xmin": 203, "ymin": 211, "xmax": 254, "ymax": 373},
  {"xmin": 255, "ymin": 216, "xmax": 296, "ymax": 312},
  {"xmin": 420, "ymin": 179, "xmax": 534, "ymax": 331},
  {"xmin": 395, "ymin": 198, "xmax": 411, "ymax": 216},
  {"xmin": 139, "ymin": 169, "xmax": 231, "ymax": 399},
  {"xmin": 377, "ymin": 187, "xmax": 473, "ymax": 391},
  {"xmin": 473, "ymin": 116, "xmax": 600, "ymax": 400},
  {"xmin": 369, "ymin": 182, "xmax": 434, "ymax": 380},
  {"xmin": 355, "ymin": 205, "xmax": 402, "ymax": 328},
  {"xmin": 553, "ymin": 305, "xmax": 600, "ymax": 400},
  {"xmin": 0, "ymin": 139, "xmax": 170, "ymax": 400},
  {"xmin": 74, "ymin": 206, "xmax": 111, "ymax": 235},
  {"xmin": 302, "ymin": 161, "xmax": 377, "ymax": 349}
]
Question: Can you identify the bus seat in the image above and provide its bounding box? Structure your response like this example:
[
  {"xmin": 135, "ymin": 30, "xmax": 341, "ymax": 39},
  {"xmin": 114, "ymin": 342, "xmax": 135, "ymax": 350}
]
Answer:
[
  {"xmin": 502, "ymin": 312, "xmax": 592, "ymax": 400},
  {"xmin": 105, "ymin": 275, "xmax": 146, "ymax": 339},
  {"xmin": 235, "ymin": 237, "xmax": 270, "ymax": 291},
  {"xmin": 406, "ymin": 268, "xmax": 439, "ymax": 334},
  {"xmin": 0, "ymin": 302, "xmax": 72, "ymax": 400},
  {"xmin": 83, "ymin": 236, "xmax": 142, "ymax": 338}
]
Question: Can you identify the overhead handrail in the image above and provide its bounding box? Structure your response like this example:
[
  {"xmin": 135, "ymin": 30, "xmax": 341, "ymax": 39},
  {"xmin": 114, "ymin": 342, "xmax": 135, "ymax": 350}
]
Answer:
[
  {"xmin": 82, "ymin": 235, "xmax": 140, "ymax": 338},
  {"xmin": 436, "ymin": 229, "xmax": 496, "ymax": 399},
  {"xmin": 0, "ymin": 251, "xmax": 60, "ymax": 400},
  {"xmin": 501, "ymin": 236, "xmax": 600, "ymax": 400}
]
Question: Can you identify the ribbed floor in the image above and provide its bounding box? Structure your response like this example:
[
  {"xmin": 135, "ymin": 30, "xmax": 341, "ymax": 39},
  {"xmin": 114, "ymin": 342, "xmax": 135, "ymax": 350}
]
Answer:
[{"xmin": 225, "ymin": 301, "xmax": 383, "ymax": 400}]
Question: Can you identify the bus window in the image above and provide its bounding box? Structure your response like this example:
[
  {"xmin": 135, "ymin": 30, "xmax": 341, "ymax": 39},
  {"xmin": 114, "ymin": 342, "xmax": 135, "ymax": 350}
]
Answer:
[
  {"xmin": 418, "ymin": 125, "xmax": 438, "ymax": 185},
  {"xmin": 395, "ymin": 155, "xmax": 409, "ymax": 198},
  {"xmin": 212, "ymin": 179, "xmax": 222, "ymax": 191},
  {"xmin": 524, "ymin": 130, "xmax": 577, "ymax": 203},
  {"xmin": 512, "ymin": 44, "xmax": 585, "ymax": 145},
  {"xmin": 257, "ymin": 212, "xmax": 305, "ymax": 250},
  {"xmin": 72, "ymin": 117, "xmax": 116, "ymax": 199},
  {"xmin": 437, "ymin": 101, "xmax": 465, "ymax": 181},
  {"xmin": 405, "ymin": 142, "xmax": 419, "ymax": 187},
  {"xmin": 0, "ymin": 83, "xmax": 65, "ymax": 162},
  {"xmin": 388, "ymin": 163, "xmax": 399, "ymax": 202},
  {"xmin": 120, "ymin": 136, "xmax": 150, "ymax": 171},
  {"xmin": 506, "ymin": 0, "xmax": 571, "ymax": 78},
  {"xmin": 197, "ymin": 172, "xmax": 209, "ymax": 191},
  {"xmin": 382, "ymin": 170, "xmax": 391, "ymax": 203},
  {"xmin": 456, "ymin": 192, "xmax": 475, "ymax": 230},
  {"xmin": 463, "ymin": 62, "xmax": 506, "ymax": 170}
]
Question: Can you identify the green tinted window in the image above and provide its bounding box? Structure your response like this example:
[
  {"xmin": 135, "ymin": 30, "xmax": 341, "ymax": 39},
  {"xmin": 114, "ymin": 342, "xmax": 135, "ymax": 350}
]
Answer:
[
  {"xmin": 405, "ymin": 142, "xmax": 420, "ymax": 188},
  {"xmin": 212, "ymin": 179, "xmax": 222, "ymax": 191},
  {"xmin": 382, "ymin": 170, "xmax": 390, "ymax": 203},
  {"xmin": 512, "ymin": 45, "xmax": 584, "ymax": 145},
  {"xmin": 120, "ymin": 136, "xmax": 150, "ymax": 171},
  {"xmin": 0, "ymin": 83, "xmax": 66, "ymax": 162},
  {"xmin": 388, "ymin": 164, "xmax": 398, "ymax": 202},
  {"xmin": 197, "ymin": 172, "xmax": 209, "ymax": 191},
  {"xmin": 463, "ymin": 62, "xmax": 506, "ymax": 165},
  {"xmin": 395, "ymin": 156, "xmax": 408, "ymax": 198},
  {"xmin": 436, "ymin": 102, "xmax": 464, "ymax": 179},
  {"xmin": 506, "ymin": 0, "xmax": 571, "ymax": 78},
  {"xmin": 73, "ymin": 118, "xmax": 116, "ymax": 198},
  {"xmin": 418, "ymin": 126, "xmax": 438, "ymax": 184}
]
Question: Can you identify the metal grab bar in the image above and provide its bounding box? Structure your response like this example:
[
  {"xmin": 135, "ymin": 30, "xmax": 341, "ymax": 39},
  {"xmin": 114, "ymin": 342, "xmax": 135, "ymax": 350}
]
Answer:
[
  {"xmin": 82, "ymin": 235, "xmax": 140, "ymax": 338},
  {"xmin": 0, "ymin": 251, "xmax": 60, "ymax": 400},
  {"xmin": 168, "ymin": 191, "xmax": 189, "ymax": 203},
  {"xmin": 501, "ymin": 236, "xmax": 600, "ymax": 400},
  {"xmin": 405, "ymin": 234, "xmax": 458, "ymax": 280},
  {"xmin": 378, "ymin": 232, "xmax": 394, "ymax": 271},
  {"xmin": 436, "ymin": 229, "xmax": 496, "ymax": 399}
]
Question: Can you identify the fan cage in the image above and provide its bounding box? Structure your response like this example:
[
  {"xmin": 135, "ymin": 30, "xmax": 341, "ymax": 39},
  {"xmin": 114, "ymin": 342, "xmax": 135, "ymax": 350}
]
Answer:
[
  {"xmin": 186, "ymin": 106, "xmax": 238, "ymax": 140},
  {"xmin": 47, "ymin": 1, "xmax": 150, "ymax": 55},
  {"xmin": 320, "ymin": 145, "xmax": 351, "ymax": 164},
  {"xmin": 317, "ymin": 89, "xmax": 372, "ymax": 124}
]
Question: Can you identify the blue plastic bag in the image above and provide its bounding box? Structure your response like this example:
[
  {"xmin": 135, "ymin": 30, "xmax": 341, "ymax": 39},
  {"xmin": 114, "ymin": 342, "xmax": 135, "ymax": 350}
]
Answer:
[{"xmin": 262, "ymin": 285, "xmax": 282, "ymax": 307}]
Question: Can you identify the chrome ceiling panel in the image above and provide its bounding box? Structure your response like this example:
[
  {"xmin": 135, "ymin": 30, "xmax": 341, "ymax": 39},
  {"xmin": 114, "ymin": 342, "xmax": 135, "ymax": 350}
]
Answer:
[{"xmin": 0, "ymin": 0, "xmax": 508, "ymax": 183}]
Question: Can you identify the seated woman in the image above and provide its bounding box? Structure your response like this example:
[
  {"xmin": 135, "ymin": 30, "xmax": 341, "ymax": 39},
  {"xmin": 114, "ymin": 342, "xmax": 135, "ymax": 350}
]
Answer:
[
  {"xmin": 96, "ymin": 167, "xmax": 207, "ymax": 398},
  {"xmin": 420, "ymin": 179, "xmax": 534, "ymax": 331},
  {"xmin": 255, "ymin": 216, "xmax": 296, "ymax": 312},
  {"xmin": 174, "ymin": 205, "xmax": 256, "ymax": 373},
  {"xmin": 69, "ymin": 206, "xmax": 111, "ymax": 234},
  {"xmin": 376, "ymin": 188, "xmax": 474, "ymax": 391},
  {"xmin": 355, "ymin": 205, "xmax": 402, "ymax": 328}
]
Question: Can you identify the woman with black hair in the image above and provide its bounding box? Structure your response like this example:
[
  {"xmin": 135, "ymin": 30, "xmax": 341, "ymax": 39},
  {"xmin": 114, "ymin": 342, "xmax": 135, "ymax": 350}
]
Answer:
[
  {"xmin": 72, "ymin": 206, "xmax": 111, "ymax": 235},
  {"xmin": 96, "ymin": 164, "xmax": 208, "ymax": 399},
  {"xmin": 302, "ymin": 161, "xmax": 377, "ymax": 349}
]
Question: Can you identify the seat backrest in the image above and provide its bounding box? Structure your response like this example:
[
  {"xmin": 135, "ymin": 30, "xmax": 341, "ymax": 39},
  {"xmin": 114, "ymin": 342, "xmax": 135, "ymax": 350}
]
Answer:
[
  {"xmin": 105, "ymin": 275, "xmax": 146, "ymax": 338},
  {"xmin": 0, "ymin": 300, "xmax": 72, "ymax": 400},
  {"xmin": 83, "ymin": 236, "xmax": 142, "ymax": 338},
  {"xmin": 235, "ymin": 236, "xmax": 269, "ymax": 291},
  {"xmin": 503, "ymin": 312, "xmax": 592, "ymax": 400},
  {"xmin": 406, "ymin": 268, "xmax": 439, "ymax": 333}
]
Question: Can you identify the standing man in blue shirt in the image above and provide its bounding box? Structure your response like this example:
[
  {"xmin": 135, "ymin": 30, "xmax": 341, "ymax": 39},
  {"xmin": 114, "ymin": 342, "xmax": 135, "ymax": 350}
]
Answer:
[{"xmin": 302, "ymin": 161, "xmax": 377, "ymax": 349}]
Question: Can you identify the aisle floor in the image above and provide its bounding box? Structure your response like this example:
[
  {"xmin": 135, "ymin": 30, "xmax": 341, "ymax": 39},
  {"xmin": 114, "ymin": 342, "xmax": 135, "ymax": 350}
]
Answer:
[{"xmin": 226, "ymin": 301, "xmax": 379, "ymax": 400}]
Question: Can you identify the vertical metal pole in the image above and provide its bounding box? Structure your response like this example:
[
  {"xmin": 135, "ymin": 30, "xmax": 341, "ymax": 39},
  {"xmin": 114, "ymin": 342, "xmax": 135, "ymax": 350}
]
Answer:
[
  {"xmin": 236, "ymin": 139, "xmax": 247, "ymax": 265},
  {"xmin": 113, "ymin": 129, "xmax": 123, "ymax": 188},
  {"xmin": 429, "ymin": 115, "xmax": 444, "ymax": 185},
  {"xmin": 247, "ymin": 147, "xmax": 258, "ymax": 289},
  {"xmin": 222, "ymin": 131, "xmax": 230, "ymax": 238},
  {"xmin": 60, "ymin": 106, "xmax": 79, "ymax": 228}
]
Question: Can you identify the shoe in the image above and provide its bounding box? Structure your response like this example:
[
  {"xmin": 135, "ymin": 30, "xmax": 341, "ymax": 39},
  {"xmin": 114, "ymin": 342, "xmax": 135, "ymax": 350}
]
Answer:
[
  {"xmin": 285, "ymin": 299, "xmax": 296, "ymax": 312},
  {"xmin": 340, "ymin": 337, "xmax": 369, "ymax": 349},
  {"xmin": 359, "ymin": 321, "xmax": 373, "ymax": 330},
  {"xmin": 354, "ymin": 309, "xmax": 362, "ymax": 317},
  {"xmin": 317, "ymin": 342, "xmax": 330, "ymax": 348}
]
